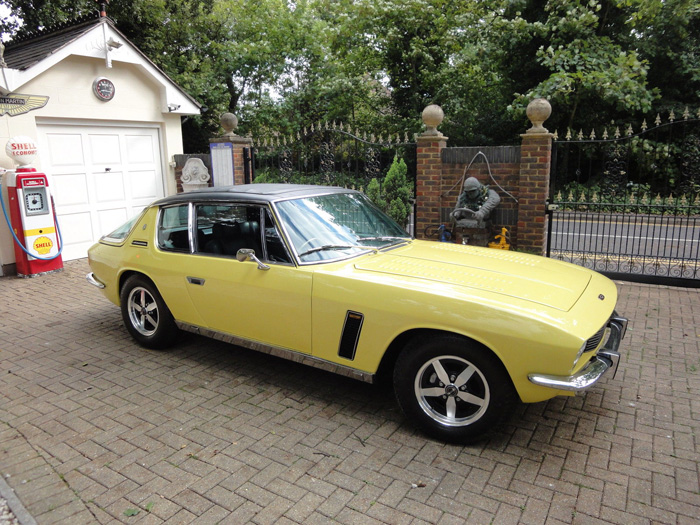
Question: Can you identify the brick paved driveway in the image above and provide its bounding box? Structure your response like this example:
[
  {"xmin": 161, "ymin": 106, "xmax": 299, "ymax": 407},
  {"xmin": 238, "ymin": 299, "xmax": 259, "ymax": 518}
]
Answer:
[{"xmin": 1, "ymin": 259, "xmax": 699, "ymax": 524}]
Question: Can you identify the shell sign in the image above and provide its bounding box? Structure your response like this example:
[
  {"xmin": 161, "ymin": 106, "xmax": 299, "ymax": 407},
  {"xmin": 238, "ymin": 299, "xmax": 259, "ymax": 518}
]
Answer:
[
  {"xmin": 5, "ymin": 136, "xmax": 38, "ymax": 166},
  {"xmin": 33, "ymin": 236, "xmax": 54, "ymax": 255}
]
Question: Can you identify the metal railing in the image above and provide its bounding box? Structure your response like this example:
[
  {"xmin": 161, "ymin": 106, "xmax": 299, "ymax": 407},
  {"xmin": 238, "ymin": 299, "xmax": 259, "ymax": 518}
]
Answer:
[{"xmin": 549, "ymin": 110, "xmax": 700, "ymax": 286}]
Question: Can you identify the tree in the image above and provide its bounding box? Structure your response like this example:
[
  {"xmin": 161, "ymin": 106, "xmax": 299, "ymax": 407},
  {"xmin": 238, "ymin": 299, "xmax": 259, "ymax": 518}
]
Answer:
[
  {"xmin": 498, "ymin": 0, "xmax": 658, "ymax": 132},
  {"xmin": 628, "ymin": 0, "xmax": 700, "ymax": 106},
  {"xmin": 1, "ymin": 0, "xmax": 697, "ymax": 148}
]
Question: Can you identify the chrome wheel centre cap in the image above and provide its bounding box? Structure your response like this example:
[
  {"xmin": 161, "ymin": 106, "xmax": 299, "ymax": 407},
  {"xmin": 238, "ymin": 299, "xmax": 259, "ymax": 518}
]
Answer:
[{"xmin": 445, "ymin": 384, "xmax": 459, "ymax": 397}]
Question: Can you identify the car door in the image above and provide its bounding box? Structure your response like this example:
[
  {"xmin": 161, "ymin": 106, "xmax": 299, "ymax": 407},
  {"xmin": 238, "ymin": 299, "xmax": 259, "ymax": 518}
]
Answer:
[{"xmin": 183, "ymin": 202, "xmax": 313, "ymax": 354}]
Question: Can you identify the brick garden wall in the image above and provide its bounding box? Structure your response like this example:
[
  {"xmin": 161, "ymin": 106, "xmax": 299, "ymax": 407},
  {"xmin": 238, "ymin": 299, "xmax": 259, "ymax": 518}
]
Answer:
[
  {"xmin": 439, "ymin": 146, "xmax": 521, "ymax": 246},
  {"xmin": 415, "ymin": 107, "xmax": 553, "ymax": 254}
]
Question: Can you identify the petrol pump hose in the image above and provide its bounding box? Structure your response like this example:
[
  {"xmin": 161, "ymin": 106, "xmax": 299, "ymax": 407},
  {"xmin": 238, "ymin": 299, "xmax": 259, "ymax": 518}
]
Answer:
[{"xmin": 0, "ymin": 179, "xmax": 64, "ymax": 261}]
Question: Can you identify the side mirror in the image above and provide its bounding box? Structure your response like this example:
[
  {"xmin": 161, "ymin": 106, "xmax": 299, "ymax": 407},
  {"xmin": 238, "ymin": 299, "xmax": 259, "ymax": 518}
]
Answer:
[{"xmin": 236, "ymin": 248, "xmax": 270, "ymax": 271}]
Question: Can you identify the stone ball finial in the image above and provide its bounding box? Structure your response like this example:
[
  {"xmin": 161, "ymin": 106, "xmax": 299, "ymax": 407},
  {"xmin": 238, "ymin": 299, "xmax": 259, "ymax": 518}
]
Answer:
[
  {"xmin": 221, "ymin": 113, "xmax": 238, "ymax": 137},
  {"xmin": 526, "ymin": 98, "xmax": 552, "ymax": 134},
  {"xmin": 421, "ymin": 104, "xmax": 444, "ymax": 136}
]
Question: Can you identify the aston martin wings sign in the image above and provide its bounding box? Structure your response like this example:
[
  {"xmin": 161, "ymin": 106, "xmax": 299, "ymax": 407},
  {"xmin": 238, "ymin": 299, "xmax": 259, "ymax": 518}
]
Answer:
[{"xmin": 0, "ymin": 94, "xmax": 49, "ymax": 116}]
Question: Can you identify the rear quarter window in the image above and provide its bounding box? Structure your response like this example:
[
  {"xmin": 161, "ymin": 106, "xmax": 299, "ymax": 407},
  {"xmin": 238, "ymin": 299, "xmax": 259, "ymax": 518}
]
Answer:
[
  {"xmin": 101, "ymin": 210, "xmax": 146, "ymax": 243},
  {"xmin": 158, "ymin": 205, "xmax": 190, "ymax": 252}
]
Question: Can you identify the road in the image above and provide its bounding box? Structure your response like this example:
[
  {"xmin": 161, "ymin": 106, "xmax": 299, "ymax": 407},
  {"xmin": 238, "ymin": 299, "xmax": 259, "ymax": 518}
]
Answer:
[{"xmin": 547, "ymin": 212, "xmax": 700, "ymax": 278}]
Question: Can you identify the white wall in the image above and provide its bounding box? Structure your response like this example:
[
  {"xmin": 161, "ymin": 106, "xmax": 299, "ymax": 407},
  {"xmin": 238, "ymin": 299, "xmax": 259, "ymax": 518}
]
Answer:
[{"xmin": 0, "ymin": 55, "xmax": 190, "ymax": 274}]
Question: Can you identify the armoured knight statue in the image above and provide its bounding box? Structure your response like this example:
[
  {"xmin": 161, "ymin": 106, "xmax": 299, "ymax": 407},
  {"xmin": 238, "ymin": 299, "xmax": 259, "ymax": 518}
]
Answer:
[{"xmin": 450, "ymin": 177, "xmax": 500, "ymax": 227}]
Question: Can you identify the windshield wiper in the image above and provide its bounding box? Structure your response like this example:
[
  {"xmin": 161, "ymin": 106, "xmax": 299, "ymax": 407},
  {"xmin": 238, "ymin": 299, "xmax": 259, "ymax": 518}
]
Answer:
[{"xmin": 298, "ymin": 244, "xmax": 378, "ymax": 257}]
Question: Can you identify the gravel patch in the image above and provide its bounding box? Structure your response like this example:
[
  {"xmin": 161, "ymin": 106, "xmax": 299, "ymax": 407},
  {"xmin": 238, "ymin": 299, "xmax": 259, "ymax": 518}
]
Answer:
[{"xmin": 0, "ymin": 498, "xmax": 19, "ymax": 525}]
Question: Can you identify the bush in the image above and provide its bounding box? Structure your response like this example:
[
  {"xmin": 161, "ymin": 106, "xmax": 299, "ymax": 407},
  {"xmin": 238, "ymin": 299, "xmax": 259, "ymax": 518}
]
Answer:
[{"xmin": 367, "ymin": 156, "xmax": 413, "ymax": 227}]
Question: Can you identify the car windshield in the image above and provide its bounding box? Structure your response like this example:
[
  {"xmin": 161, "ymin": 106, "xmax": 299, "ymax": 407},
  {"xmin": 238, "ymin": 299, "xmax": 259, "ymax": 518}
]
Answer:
[{"xmin": 275, "ymin": 192, "xmax": 411, "ymax": 262}]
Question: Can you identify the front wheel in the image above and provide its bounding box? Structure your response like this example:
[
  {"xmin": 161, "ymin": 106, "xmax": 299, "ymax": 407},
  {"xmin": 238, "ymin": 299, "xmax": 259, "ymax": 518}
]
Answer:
[
  {"xmin": 120, "ymin": 275, "xmax": 178, "ymax": 349},
  {"xmin": 393, "ymin": 335, "xmax": 515, "ymax": 443}
]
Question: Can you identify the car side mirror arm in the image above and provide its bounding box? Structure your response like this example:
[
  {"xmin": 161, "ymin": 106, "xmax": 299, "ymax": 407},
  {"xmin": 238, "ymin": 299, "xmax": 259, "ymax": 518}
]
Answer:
[{"xmin": 236, "ymin": 248, "xmax": 270, "ymax": 271}]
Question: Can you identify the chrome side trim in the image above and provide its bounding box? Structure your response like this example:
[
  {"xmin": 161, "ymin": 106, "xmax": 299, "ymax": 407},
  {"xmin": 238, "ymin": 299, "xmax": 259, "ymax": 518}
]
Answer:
[
  {"xmin": 528, "ymin": 314, "xmax": 628, "ymax": 391},
  {"xmin": 175, "ymin": 321, "xmax": 375, "ymax": 384},
  {"xmin": 86, "ymin": 272, "xmax": 105, "ymax": 289}
]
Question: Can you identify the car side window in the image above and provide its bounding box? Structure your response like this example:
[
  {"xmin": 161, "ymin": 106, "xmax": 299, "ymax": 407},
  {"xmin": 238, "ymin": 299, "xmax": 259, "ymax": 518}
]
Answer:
[
  {"xmin": 196, "ymin": 204, "xmax": 262, "ymax": 257},
  {"xmin": 157, "ymin": 205, "xmax": 190, "ymax": 252}
]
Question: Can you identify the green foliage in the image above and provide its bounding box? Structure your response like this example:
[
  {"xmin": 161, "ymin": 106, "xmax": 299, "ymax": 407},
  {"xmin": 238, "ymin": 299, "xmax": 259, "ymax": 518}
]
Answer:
[
  {"xmin": 1, "ymin": 0, "xmax": 697, "ymax": 148},
  {"xmin": 366, "ymin": 178, "xmax": 386, "ymax": 211},
  {"xmin": 253, "ymin": 167, "xmax": 369, "ymax": 190},
  {"xmin": 366, "ymin": 156, "xmax": 412, "ymax": 227}
]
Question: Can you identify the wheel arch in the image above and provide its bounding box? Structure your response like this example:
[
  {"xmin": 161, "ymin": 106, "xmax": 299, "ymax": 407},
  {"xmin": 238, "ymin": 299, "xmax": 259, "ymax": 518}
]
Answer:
[
  {"xmin": 117, "ymin": 270, "xmax": 155, "ymax": 304},
  {"xmin": 376, "ymin": 329, "xmax": 517, "ymax": 399}
]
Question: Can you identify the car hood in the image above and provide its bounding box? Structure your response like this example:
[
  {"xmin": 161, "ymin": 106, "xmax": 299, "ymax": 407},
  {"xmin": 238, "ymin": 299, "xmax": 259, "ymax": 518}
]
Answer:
[{"xmin": 353, "ymin": 241, "xmax": 592, "ymax": 311}]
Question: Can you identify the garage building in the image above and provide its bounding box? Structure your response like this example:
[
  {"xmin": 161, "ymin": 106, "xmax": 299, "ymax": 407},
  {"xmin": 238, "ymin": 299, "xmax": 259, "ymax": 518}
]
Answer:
[{"xmin": 0, "ymin": 13, "xmax": 200, "ymax": 275}]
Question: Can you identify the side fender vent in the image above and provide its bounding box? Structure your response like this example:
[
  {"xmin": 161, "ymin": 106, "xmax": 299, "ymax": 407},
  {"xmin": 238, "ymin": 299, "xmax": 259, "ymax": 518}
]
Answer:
[
  {"xmin": 338, "ymin": 311, "xmax": 364, "ymax": 360},
  {"xmin": 131, "ymin": 240, "xmax": 148, "ymax": 247}
]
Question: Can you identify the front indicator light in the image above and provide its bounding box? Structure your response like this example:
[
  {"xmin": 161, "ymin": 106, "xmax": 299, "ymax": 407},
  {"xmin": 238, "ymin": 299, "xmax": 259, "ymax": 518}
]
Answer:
[{"xmin": 572, "ymin": 342, "xmax": 587, "ymax": 371}]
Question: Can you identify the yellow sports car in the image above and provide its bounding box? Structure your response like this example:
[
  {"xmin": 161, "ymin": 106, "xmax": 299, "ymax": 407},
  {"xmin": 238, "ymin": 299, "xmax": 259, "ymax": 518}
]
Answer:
[{"xmin": 87, "ymin": 184, "xmax": 627, "ymax": 442}]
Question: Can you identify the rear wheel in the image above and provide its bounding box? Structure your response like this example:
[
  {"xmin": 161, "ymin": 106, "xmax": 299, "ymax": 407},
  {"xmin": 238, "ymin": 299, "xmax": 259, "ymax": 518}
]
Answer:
[
  {"xmin": 120, "ymin": 275, "xmax": 178, "ymax": 349},
  {"xmin": 393, "ymin": 334, "xmax": 514, "ymax": 442}
]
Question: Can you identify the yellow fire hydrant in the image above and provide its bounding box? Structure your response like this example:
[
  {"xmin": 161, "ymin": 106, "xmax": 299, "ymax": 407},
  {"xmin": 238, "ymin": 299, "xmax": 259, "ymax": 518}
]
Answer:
[{"xmin": 488, "ymin": 227, "xmax": 510, "ymax": 250}]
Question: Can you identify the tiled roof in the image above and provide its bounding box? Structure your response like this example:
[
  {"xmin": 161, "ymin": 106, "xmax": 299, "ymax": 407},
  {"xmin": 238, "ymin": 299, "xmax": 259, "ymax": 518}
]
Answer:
[
  {"xmin": 1, "ymin": 12, "xmax": 201, "ymax": 110},
  {"xmin": 3, "ymin": 13, "xmax": 106, "ymax": 70}
]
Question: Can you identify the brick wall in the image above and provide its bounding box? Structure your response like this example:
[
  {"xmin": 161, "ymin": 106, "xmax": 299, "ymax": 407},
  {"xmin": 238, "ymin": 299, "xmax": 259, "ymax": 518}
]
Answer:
[
  {"xmin": 415, "ymin": 117, "xmax": 553, "ymax": 253},
  {"xmin": 439, "ymin": 146, "xmax": 521, "ymax": 245}
]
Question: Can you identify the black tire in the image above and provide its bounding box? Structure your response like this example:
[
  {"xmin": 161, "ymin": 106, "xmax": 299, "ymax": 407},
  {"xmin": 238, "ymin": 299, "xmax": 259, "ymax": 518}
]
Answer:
[
  {"xmin": 120, "ymin": 275, "xmax": 178, "ymax": 349},
  {"xmin": 393, "ymin": 334, "xmax": 515, "ymax": 443}
]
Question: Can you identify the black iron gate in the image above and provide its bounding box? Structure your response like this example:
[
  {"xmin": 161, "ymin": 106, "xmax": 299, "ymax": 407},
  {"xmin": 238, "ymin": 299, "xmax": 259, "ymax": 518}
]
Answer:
[
  {"xmin": 546, "ymin": 111, "xmax": 700, "ymax": 287},
  {"xmin": 252, "ymin": 124, "xmax": 416, "ymax": 192}
]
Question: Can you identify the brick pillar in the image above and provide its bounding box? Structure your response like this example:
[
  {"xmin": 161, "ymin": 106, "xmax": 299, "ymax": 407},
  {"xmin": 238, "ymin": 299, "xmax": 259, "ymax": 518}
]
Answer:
[
  {"xmin": 210, "ymin": 136, "xmax": 253, "ymax": 186},
  {"xmin": 415, "ymin": 105, "xmax": 448, "ymax": 240},
  {"xmin": 209, "ymin": 113, "xmax": 253, "ymax": 186},
  {"xmin": 517, "ymin": 98, "xmax": 553, "ymax": 254}
]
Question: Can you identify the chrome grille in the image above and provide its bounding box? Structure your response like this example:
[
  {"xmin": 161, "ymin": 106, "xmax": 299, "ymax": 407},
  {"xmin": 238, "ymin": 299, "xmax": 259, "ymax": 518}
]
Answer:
[{"xmin": 585, "ymin": 324, "xmax": 607, "ymax": 352}]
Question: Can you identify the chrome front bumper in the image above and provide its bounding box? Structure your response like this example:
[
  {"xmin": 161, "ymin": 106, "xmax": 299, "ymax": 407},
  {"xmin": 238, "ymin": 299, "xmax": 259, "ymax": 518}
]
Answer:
[
  {"xmin": 86, "ymin": 272, "xmax": 105, "ymax": 289},
  {"xmin": 528, "ymin": 314, "xmax": 628, "ymax": 392}
]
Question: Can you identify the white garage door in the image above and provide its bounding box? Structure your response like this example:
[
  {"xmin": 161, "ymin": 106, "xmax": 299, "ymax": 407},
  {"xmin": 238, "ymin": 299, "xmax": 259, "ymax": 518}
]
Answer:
[{"xmin": 37, "ymin": 124, "xmax": 165, "ymax": 261}]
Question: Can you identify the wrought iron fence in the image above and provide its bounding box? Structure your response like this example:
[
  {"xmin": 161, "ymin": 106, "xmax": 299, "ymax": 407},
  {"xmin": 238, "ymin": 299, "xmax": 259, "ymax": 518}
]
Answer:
[
  {"xmin": 547, "ymin": 196, "xmax": 700, "ymax": 283},
  {"xmin": 252, "ymin": 123, "xmax": 416, "ymax": 192},
  {"xmin": 548, "ymin": 109, "xmax": 700, "ymax": 286}
]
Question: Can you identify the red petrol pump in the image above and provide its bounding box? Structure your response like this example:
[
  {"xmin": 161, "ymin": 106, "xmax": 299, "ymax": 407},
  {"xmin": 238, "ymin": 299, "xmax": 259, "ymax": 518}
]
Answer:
[{"xmin": 1, "ymin": 136, "xmax": 63, "ymax": 276}]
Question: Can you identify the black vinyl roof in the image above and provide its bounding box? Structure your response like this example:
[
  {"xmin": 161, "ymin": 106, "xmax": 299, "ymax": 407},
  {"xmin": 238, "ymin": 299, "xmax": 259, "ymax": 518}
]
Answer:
[{"xmin": 153, "ymin": 184, "xmax": 358, "ymax": 206}]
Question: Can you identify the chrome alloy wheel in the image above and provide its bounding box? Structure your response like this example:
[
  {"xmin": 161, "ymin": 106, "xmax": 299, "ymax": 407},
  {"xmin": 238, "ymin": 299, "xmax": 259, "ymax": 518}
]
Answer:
[
  {"xmin": 414, "ymin": 355, "xmax": 490, "ymax": 427},
  {"xmin": 127, "ymin": 286, "xmax": 159, "ymax": 337}
]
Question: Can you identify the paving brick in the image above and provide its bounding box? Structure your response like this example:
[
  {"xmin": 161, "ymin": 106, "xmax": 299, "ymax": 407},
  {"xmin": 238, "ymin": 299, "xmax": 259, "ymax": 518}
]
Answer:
[
  {"xmin": 316, "ymin": 487, "xmax": 354, "ymax": 517},
  {"xmin": 282, "ymin": 491, "xmax": 324, "ymax": 522},
  {"xmin": 38, "ymin": 504, "xmax": 96, "ymax": 525},
  {"xmin": 1, "ymin": 262, "xmax": 700, "ymax": 524}
]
